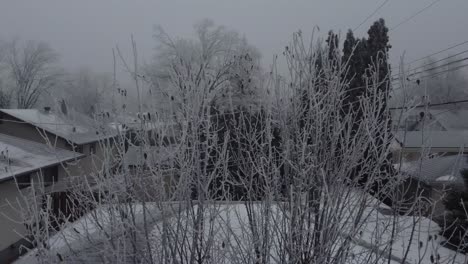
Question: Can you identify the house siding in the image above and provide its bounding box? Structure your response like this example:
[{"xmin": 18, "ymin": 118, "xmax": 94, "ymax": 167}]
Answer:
[
  {"xmin": 0, "ymin": 112, "xmax": 118, "ymax": 261},
  {"xmin": 0, "ymin": 115, "xmax": 68, "ymax": 149},
  {"xmin": 0, "ymin": 164, "xmax": 77, "ymax": 261},
  {"xmin": 0, "ymin": 181, "xmax": 28, "ymax": 253},
  {"xmin": 0, "ymin": 114, "xmax": 116, "ymax": 179}
]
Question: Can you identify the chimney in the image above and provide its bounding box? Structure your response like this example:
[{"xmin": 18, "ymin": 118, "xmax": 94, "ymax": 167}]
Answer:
[{"xmin": 44, "ymin": 106, "xmax": 51, "ymax": 113}]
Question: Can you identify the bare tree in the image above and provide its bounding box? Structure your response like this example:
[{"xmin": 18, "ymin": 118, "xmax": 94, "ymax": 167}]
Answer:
[
  {"xmin": 0, "ymin": 40, "xmax": 12, "ymax": 108},
  {"xmin": 391, "ymin": 55, "xmax": 468, "ymax": 109},
  {"xmin": 145, "ymin": 19, "xmax": 262, "ymax": 117},
  {"xmin": 4, "ymin": 39, "xmax": 60, "ymax": 109},
  {"xmin": 9, "ymin": 33, "xmax": 468, "ymax": 264},
  {"xmin": 52, "ymin": 67, "xmax": 113, "ymax": 116}
]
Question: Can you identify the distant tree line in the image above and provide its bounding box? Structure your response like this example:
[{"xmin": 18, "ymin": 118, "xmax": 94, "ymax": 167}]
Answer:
[{"xmin": 0, "ymin": 39, "xmax": 114, "ymax": 117}]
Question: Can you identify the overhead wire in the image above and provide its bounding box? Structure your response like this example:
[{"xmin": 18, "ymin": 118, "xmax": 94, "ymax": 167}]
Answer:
[
  {"xmin": 354, "ymin": 0, "xmax": 390, "ymax": 31},
  {"xmin": 407, "ymin": 40, "xmax": 468, "ymax": 65},
  {"xmin": 390, "ymin": 0, "xmax": 442, "ymax": 31}
]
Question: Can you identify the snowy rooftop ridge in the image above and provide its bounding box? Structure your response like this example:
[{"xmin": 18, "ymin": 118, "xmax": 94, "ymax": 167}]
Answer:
[
  {"xmin": 0, "ymin": 133, "xmax": 84, "ymax": 182},
  {"xmin": 0, "ymin": 109, "xmax": 118, "ymax": 145}
]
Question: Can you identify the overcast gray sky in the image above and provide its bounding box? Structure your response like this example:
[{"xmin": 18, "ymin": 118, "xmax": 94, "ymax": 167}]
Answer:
[{"xmin": 1, "ymin": 0, "xmax": 467, "ymax": 76}]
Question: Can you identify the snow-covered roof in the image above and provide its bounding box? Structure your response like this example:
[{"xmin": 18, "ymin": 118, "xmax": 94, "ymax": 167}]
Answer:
[
  {"xmin": 0, "ymin": 133, "xmax": 84, "ymax": 182},
  {"xmin": 395, "ymin": 130, "xmax": 468, "ymax": 150},
  {"xmin": 391, "ymin": 108, "xmax": 468, "ymax": 132},
  {"xmin": 0, "ymin": 109, "xmax": 118, "ymax": 145},
  {"xmin": 428, "ymin": 109, "xmax": 468, "ymax": 131},
  {"xmin": 396, "ymin": 154, "xmax": 468, "ymax": 184}
]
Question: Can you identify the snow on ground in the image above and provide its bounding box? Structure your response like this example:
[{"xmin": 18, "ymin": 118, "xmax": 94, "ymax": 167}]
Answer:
[
  {"xmin": 149, "ymin": 191, "xmax": 467, "ymax": 264},
  {"xmin": 14, "ymin": 190, "xmax": 468, "ymax": 263},
  {"xmin": 14, "ymin": 202, "xmax": 169, "ymax": 264}
]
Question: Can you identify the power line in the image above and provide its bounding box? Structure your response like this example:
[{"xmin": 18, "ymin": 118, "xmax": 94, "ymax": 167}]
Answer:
[
  {"xmin": 396, "ymin": 56, "xmax": 468, "ymax": 80},
  {"xmin": 405, "ymin": 49, "xmax": 468, "ymax": 74},
  {"xmin": 390, "ymin": 58, "xmax": 468, "ymax": 90},
  {"xmin": 407, "ymin": 40, "xmax": 468, "ymax": 65},
  {"xmin": 390, "ymin": 0, "xmax": 442, "ymax": 31},
  {"xmin": 390, "ymin": 62, "xmax": 468, "ymax": 92},
  {"xmin": 354, "ymin": 0, "xmax": 390, "ymax": 31},
  {"xmin": 414, "ymin": 62, "xmax": 468, "ymax": 81},
  {"xmin": 390, "ymin": 97, "xmax": 468, "ymax": 110},
  {"xmin": 348, "ymin": 57, "xmax": 468, "ymax": 93}
]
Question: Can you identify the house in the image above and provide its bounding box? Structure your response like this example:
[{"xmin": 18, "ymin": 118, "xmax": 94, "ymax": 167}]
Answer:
[
  {"xmin": 396, "ymin": 154, "xmax": 468, "ymax": 217},
  {"xmin": 392, "ymin": 108, "xmax": 468, "ymax": 132},
  {"xmin": 0, "ymin": 108, "xmax": 118, "ymax": 178},
  {"xmin": 393, "ymin": 130, "xmax": 468, "ymax": 162},
  {"xmin": 0, "ymin": 133, "xmax": 83, "ymax": 262}
]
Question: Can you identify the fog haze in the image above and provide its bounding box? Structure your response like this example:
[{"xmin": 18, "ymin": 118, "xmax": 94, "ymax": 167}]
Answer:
[{"xmin": 1, "ymin": 0, "xmax": 467, "ymax": 75}]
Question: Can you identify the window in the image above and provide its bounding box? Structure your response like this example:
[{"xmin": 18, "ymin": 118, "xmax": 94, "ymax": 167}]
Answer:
[
  {"xmin": 16, "ymin": 174, "xmax": 31, "ymax": 189},
  {"xmin": 90, "ymin": 143, "xmax": 96, "ymax": 154}
]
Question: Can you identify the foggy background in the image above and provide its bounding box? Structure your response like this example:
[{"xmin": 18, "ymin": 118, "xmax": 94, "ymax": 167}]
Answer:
[{"xmin": 1, "ymin": 0, "xmax": 467, "ymax": 77}]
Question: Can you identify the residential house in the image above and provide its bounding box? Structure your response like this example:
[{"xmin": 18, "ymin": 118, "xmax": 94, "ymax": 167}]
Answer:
[
  {"xmin": 396, "ymin": 154, "xmax": 468, "ymax": 217},
  {"xmin": 0, "ymin": 133, "xmax": 83, "ymax": 262},
  {"xmin": 393, "ymin": 130, "xmax": 468, "ymax": 162},
  {"xmin": 392, "ymin": 108, "xmax": 468, "ymax": 132},
  {"xmin": 0, "ymin": 108, "xmax": 118, "ymax": 179}
]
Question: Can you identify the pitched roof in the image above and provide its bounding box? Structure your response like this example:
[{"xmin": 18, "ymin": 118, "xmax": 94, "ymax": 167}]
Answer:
[
  {"xmin": 427, "ymin": 109, "xmax": 468, "ymax": 131},
  {"xmin": 0, "ymin": 133, "xmax": 84, "ymax": 182},
  {"xmin": 0, "ymin": 109, "xmax": 117, "ymax": 145},
  {"xmin": 395, "ymin": 154, "xmax": 468, "ymax": 184},
  {"xmin": 391, "ymin": 108, "xmax": 468, "ymax": 131},
  {"xmin": 395, "ymin": 130, "xmax": 468, "ymax": 150}
]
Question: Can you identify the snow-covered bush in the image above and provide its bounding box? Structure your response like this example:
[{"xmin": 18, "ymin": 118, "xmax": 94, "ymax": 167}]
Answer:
[{"xmin": 11, "ymin": 31, "xmax": 468, "ymax": 264}]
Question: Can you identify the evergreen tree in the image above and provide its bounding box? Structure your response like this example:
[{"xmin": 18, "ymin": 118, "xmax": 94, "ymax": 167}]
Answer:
[
  {"xmin": 366, "ymin": 18, "xmax": 394, "ymax": 189},
  {"xmin": 342, "ymin": 30, "xmax": 356, "ymax": 66},
  {"xmin": 326, "ymin": 30, "xmax": 339, "ymax": 67},
  {"xmin": 342, "ymin": 31, "xmax": 368, "ymax": 113},
  {"xmin": 341, "ymin": 19, "xmax": 395, "ymax": 205},
  {"xmin": 366, "ymin": 18, "xmax": 392, "ymax": 94}
]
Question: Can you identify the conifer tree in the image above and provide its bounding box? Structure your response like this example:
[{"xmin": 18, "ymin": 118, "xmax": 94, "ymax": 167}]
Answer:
[
  {"xmin": 341, "ymin": 19, "xmax": 394, "ymax": 204},
  {"xmin": 366, "ymin": 18, "xmax": 392, "ymax": 95}
]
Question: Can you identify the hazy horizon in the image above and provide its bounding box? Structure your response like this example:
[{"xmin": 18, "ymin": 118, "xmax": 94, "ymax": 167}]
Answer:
[{"xmin": 1, "ymin": 0, "xmax": 467, "ymax": 82}]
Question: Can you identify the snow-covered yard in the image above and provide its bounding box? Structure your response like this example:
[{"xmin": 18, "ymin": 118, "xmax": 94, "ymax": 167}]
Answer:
[{"xmin": 14, "ymin": 190, "xmax": 468, "ymax": 264}]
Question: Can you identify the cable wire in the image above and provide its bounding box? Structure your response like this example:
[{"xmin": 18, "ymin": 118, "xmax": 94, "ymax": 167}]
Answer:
[
  {"xmin": 354, "ymin": 0, "xmax": 390, "ymax": 31},
  {"xmin": 390, "ymin": 0, "xmax": 442, "ymax": 31}
]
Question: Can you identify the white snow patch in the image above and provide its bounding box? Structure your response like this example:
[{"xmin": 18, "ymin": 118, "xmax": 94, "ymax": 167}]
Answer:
[
  {"xmin": 14, "ymin": 202, "xmax": 167, "ymax": 264},
  {"xmin": 436, "ymin": 175, "xmax": 457, "ymax": 182}
]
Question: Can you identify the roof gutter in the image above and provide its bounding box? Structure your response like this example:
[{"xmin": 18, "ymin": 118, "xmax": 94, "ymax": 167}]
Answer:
[{"xmin": 0, "ymin": 153, "xmax": 86, "ymax": 184}]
